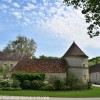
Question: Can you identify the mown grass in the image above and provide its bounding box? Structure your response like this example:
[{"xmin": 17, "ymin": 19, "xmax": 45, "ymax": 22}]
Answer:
[{"xmin": 0, "ymin": 86, "xmax": 100, "ymax": 97}]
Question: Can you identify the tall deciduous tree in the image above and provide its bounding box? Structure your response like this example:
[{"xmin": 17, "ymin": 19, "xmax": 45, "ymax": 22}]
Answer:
[
  {"xmin": 3, "ymin": 35, "xmax": 37, "ymax": 57},
  {"xmin": 64, "ymin": 0, "xmax": 100, "ymax": 38}
]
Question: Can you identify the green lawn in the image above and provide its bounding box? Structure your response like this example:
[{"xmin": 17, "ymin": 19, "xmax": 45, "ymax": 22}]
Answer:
[{"xmin": 0, "ymin": 86, "xmax": 100, "ymax": 97}]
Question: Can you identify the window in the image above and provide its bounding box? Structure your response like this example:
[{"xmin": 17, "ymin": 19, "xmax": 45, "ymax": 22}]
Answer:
[
  {"xmin": 4, "ymin": 64, "xmax": 7, "ymax": 67},
  {"xmin": 10, "ymin": 64, "xmax": 13, "ymax": 67},
  {"xmin": 83, "ymin": 75, "xmax": 86, "ymax": 80},
  {"xmin": 83, "ymin": 64, "xmax": 85, "ymax": 67}
]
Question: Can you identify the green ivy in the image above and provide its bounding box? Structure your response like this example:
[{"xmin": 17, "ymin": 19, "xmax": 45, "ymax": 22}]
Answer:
[{"xmin": 12, "ymin": 73, "xmax": 45, "ymax": 82}]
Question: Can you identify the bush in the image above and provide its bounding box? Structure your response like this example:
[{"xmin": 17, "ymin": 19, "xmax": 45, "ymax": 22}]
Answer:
[
  {"xmin": 12, "ymin": 80, "xmax": 20, "ymax": 89},
  {"xmin": 31, "ymin": 80, "xmax": 44, "ymax": 90},
  {"xmin": 72, "ymin": 82, "xmax": 88, "ymax": 90},
  {"xmin": 87, "ymin": 80, "xmax": 92, "ymax": 89},
  {"xmin": 66, "ymin": 75, "xmax": 79, "ymax": 90},
  {"xmin": 43, "ymin": 84, "xmax": 55, "ymax": 91},
  {"xmin": 21, "ymin": 80, "xmax": 31, "ymax": 89},
  {"xmin": 53, "ymin": 79, "xmax": 65, "ymax": 90},
  {"xmin": 0, "ymin": 79, "xmax": 13, "ymax": 90},
  {"xmin": 12, "ymin": 73, "xmax": 45, "ymax": 82}
]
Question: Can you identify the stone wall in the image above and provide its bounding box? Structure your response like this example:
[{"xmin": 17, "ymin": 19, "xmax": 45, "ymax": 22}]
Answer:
[
  {"xmin": 0, "ymin": 60, "xmax": 18, "ymax": 68},
  {"xmin": 90, "ymin": 72, "xmax": 100, "ymax": 84},
  {"xmin": 45, "ymin": 73, "xmax": 66, "ymax": 81},
  {"xmin": 68, "ymin": 67, "xmax": 89, "ymax": 83},
  {"xmin": 64, "ymin": 56, "xmax": 89, "ymax": 83},
  {"xmin": 65, "ymin": 57, "xmax": 88, "ymax": 67}
]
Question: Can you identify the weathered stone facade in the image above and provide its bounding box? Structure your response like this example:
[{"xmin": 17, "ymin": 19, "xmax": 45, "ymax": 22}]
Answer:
[
  {"xmin": 90, "ymin": 72, "xmax": 100, "ymax": 84},
  {"xmin": 45, "ymin": 73, "xmax": 66, "ymax": 81},
  {"xmin": 89, "ymin": 64, "xmax": 100, "ymax": 84},
  {"xmin": 63, "ymin": 42, "xmax": 89, "ymax": 83}
]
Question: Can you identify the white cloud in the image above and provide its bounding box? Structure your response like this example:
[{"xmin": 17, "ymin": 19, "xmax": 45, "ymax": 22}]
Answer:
[
  {"xmin": 13, "ymin": 2, "xmax": 20, "ymax": 8},
  {"xmin": 3, "ymin": 0, "xmax": 12, "ymax": 3},
  {"xmin": 40, "ymin": 7, "xmax": 100, "ymax": 50},
  {"xmin": 0, "ymin": 4, "xmax": 8, "ymax": 9},
  {"xmin": 23, "ymin": 3, "xmax": 36, "ymax": 11},
  {"xmin": 32, "ymin": 0, "xmax": 36, "ymax": 3},
  {"xmin": 12, "ymin": 12, "xmax": 22, "ymax": 19}
]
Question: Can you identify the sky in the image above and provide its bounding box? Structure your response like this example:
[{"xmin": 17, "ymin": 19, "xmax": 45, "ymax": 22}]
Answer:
[{"xmin": 0, "ymin": 0, "xmax": 100, "ymax": 59}]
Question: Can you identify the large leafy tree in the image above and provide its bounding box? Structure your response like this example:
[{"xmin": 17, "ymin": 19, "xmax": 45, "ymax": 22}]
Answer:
[
  {"xmin": 3, "ymin": 35, "xmax": 37, "ymax": 57},
  {"xmin": 64, "ymin": 0, "xmax": 100, "ymax": 38}
]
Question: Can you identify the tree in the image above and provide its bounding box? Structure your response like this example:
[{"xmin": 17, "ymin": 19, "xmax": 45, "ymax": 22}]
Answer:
[
  {"xmin": 0, "ymin": 66, "xmax": 10, "ymax": 79},
  {"xmin": 3, "ymin": 35, "xmax": 37, "ymax": 57},
  {"xmin": 39, "ymin": 55, "xmax": 59, "ymax": 59},
  {"xmin": 64, "ymin": 0, "xmax": 100, "ymax": 38}
]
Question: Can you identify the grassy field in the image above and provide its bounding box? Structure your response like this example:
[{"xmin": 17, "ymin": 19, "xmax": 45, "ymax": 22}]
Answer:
[{"xmin": 0, "ymin": 86, "xmax": 100, "ymax": 97}]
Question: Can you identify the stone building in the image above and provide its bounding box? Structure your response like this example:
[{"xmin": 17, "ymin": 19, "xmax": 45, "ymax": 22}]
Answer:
[
  {"xmin": 0, "ymin": 52, "xmax": 29, "ymax": 68},
  {"xmin": 89, "ymin": 64, "xmax": 100, "ymax": 84},
  {"xmin": 13, "ymin": 42, "xmax": 89, "ymax": 83}
]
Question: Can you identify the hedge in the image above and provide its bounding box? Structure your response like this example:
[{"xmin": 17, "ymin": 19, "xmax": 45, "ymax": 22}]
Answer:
[{"xmin": 12, "ymin": 73, "xmax": 45, "ymax": 82}]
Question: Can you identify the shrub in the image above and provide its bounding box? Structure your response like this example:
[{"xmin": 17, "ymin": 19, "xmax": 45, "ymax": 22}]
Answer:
[
  {"xmin": 43, "ymin": 84, "xmax": 55, "ymax": 91},
  {"xmin": 53, "ymin": 79, "xmax": 65, "ymax": 90},
  {"xmin": 12, "ymin": 73, "xmax": 45, "ymax": 82},
  {"xmin": 0, "ymin": 79, "xmax": 13, "ymax": 90},
  {"xmin": 31, "ymin": 80, "xmax": 43, "ymax": 90},
  {"xmin": 12, "ymin": 80, "xmax": 20, "ymax": 89},
  {"xmin": 21, "ymin": 80, "xmax": 31, "ymax": 89},
  {"xmin": 72, "ymin": 82, "xmax": 88, "ymax": 90},
  {"xmin": 87, "ymin": 80, "xmax": 92, "ymax": 89},
  {"xmin": 66, "ymin": 75, "xmax": 79, "ymax": 90}
]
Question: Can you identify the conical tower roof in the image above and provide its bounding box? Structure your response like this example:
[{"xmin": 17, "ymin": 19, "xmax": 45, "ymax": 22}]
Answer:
[{"xmin": 62, "ymin": 42, "xmax": 88, "ymax": 58}]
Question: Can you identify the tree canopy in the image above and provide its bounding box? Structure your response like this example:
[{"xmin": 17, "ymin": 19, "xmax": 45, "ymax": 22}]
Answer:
[
  {"xmin": 39, "ymin": 55, "xmax": 59, "ymax": 59},
  {"xmin": 3, "ymin": 35, "xmax": 37, "ymax": 57},
  {"xmin": 64, "ymin": 0, "xmax": 100, "ymax": 38}
]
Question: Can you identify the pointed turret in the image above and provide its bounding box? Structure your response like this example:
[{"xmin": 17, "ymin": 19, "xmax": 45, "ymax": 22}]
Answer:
[{"xmin": 62, "ymin": 42, "xmax": 88, "ymax": 58}]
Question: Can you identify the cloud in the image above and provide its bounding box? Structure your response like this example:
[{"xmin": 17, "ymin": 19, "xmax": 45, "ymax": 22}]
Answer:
[
  {"xmin": 13, "ymin": 2, "xmax": 20, "ymax": 8},
  {"xmin": 1, "ymin": 0, "xmax": 100, "ymax": 51},
  {"xmin": 12, "ymin": 12, "xmax": 22, "ymax": 19},
  {"xmin": 3, "ymin": 0, "xmax": 12, "ymax": 3},
  {"xmin": 32, "ymin": 0, "xmax": 36, "ymax": 3},
  {"xmin": 23, "ymin": 3, "xmax": 36, "ymax": 11}
]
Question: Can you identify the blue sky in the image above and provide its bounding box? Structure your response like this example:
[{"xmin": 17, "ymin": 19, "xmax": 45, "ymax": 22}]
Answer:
[{"xmin": 0, "ymin": 0, "xmax": 100, "ymax": 58}]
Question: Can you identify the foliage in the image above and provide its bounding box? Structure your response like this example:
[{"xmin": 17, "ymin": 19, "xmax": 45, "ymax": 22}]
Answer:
[
  {"xmin": 53, "ymin": 79, "xmax": 65, "ymax": 90},
  {"xmin": 72, "ymin": 82, "xmax": 88, "ymax": 90},
  {"xmin": 21, "ymin": 80, "xmax": 31, "ymax": 89},
  {"xmin": 0, "ymin": 79, "xmax": 13, "ymax": 90},
  {"xmin": 66, "ymin": 75, "xmax": 79, "ymax": 90},
  {"xmin": 42, "ymin": 84, "xmax": 55, "ymax": 91},
  {"xmin": 88, "ymin": 56, "xmax": 100, "ymax": 66},
  {"xmin": 64, "ymin": 0, "xmax": 100, "ymax": 38},
  {"xmin": 12, "ymin": 73, "xmax": 45, "ymax": 82},
  {"xmin": 65, "ymin": 75, "xmax": 90, "ymax": 90},
  {"xmin": 3, "ymin": 35, "xmax": 37, "ymax": 57},
  {"xmin": 39, "ymin": 55, "xmax": 59, "ymax": 59},
  {"xmin": 87, "ymin": 80, "xmax": 92, "ymax": 89},
  {"xmin": 0, "ymin": 66, "xmax": 10, "ymax": 79},
  {"xmin": 31, "ymin": 80, "xmax": 44, "ymax": 90},
  {"xmin": 12, "ymin": 80, "xmax": 20, "ymax": 89}
]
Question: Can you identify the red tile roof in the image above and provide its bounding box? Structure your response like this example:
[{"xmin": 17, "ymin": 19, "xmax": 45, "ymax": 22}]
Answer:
[
  {"xmin": 62, "ymin": 42, "xmax": 88, "ymax": 58},
  {"xmin": 12, "ymin": 59, "xmax": 67, "ymax": 73},
  {"xmin": 0, "ymin": 52, "xmax": 29, "ymax": 61}
]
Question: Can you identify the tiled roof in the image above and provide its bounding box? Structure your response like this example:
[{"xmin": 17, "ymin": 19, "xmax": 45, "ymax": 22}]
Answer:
[
  {"xmin": 0, "ymin": 52, "xmax": 29, "ymax": 61},
  {"xmin": 12, "ymin": 59, "xmax": 67, "ymax": 73},
  {"xmin": 62, "ymin": 42, "xmax": 88, "ymax": 58},
  {"xmin": 89, "ymin": 64, "xmax": 100, "ymax": 73}
]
